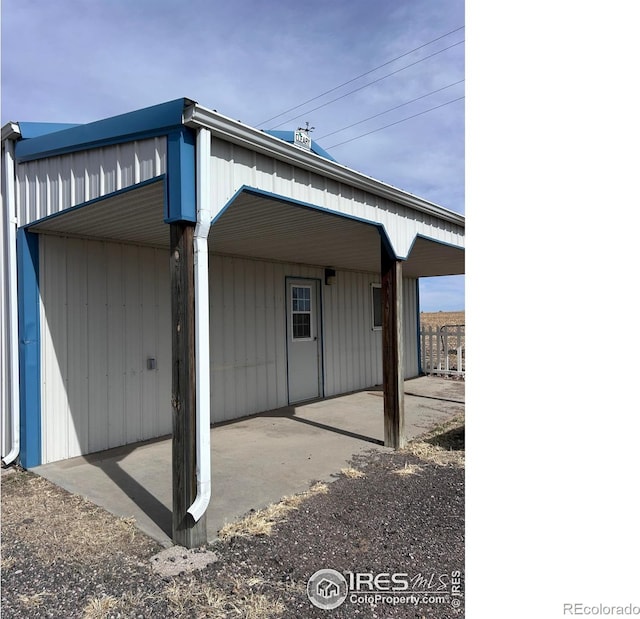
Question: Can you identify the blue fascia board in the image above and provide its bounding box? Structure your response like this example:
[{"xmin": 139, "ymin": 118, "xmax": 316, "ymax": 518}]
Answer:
[
  {"xmin": 18, "ymin": 122, "xmax": 82, "ymax": 139},
  {"xmin": 15, "ymin": 98, "xmax": 191, "ymax": 163},
  {"xmin": 165, "ymin": 127, "xmax": 196, "ymax": 223},
  {"xmin": 263, "ymin": 130, "xmax": 337, "ymax": 162},
  {"xmin": 17, "ymin": 229, "xmax": 41, "ymax": 469}
]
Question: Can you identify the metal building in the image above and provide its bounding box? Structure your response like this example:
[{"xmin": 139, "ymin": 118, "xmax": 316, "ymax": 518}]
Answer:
[{"xmin": 1, "ymin": 98, "xmax": 464, "ymax": 545}]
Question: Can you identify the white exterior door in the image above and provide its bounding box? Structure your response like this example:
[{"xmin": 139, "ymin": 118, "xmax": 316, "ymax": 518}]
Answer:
[{"xmin": 286, "ymin": 279, "xmax": 322, "ymax": 403}]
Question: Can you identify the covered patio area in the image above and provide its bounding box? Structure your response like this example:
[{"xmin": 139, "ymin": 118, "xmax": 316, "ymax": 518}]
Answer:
[{"xmin": 32, "ymin": 376, "xmax": 464, "ymax": 546}]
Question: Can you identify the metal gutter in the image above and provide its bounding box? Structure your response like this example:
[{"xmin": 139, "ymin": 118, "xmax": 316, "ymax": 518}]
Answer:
[
  {"xmin": 1, "ymin": 123, "xmax": 21, "ymax": 142},
  {"xmin": 186, "ymin": 127, "xmax": 212, "ymax": 522},
  {"xmin": 2, "ymin": 138, "xmax": 20, "ymax": 465},
  {"xmin": 182, "ymin": 104, "xmax": 465, "ymax": 227}
]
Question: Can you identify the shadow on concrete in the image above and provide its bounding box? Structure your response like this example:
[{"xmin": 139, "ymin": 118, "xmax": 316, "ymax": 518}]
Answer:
[
  {"xmin": 259, "ymin": 407, "xmax": 384, "ymax": 446},
  {"xmin": 84, "ymin": 443, "xmax": 172, "ymax": 539},
  {"xmin": 405, "ymin": 392, "xmax": 465, "ymax": 405},
  {"xmin": 210, "ymin": 401, "xmax": 385, "ymax": 446}
]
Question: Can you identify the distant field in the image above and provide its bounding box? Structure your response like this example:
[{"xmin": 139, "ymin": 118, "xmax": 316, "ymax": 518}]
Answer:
[{"xmin": 420, "ymin": 311, "xmax": 465, "ymax": 329}]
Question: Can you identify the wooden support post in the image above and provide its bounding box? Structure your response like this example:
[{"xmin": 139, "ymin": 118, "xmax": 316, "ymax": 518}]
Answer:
[
  {"xmin": 381, "ymin": 242, "xmax": 406, "ymax": 449},
  {"xmin": 170, "ymin": 223, "xmax": 207, "ymax": 547}
]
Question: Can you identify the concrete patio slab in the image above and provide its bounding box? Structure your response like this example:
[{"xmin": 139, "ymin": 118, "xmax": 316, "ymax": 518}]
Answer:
[{"xmin": 31, "ymin": 376, "xmax": 464, "ymax": 547}]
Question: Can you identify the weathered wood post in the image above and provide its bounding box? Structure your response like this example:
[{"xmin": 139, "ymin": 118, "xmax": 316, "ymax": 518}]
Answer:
[
  {"xmin": 170, "ymin": 222, "xmax": 207, "ymax": 547},
  {"xmin": 381, "ymin": 240, "xmax": 406, "ymax": 449}
]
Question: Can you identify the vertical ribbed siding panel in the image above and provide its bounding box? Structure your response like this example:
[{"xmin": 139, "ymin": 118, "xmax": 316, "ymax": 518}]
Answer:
[
  {"xmin": 244, "ymin": 259, "xmax": 258, "ymax": 415},
  {"xmin": 141, "ymin": 248, "xmax": 158, "ymax": 441},
  {"xmin": 15, "ymin": 138, "xmax": 167, "ymax": 227},
  {"xmin": 39, "ymin": 236, "xmax": 172, "ymax": 463},
  {"xmin": 156, "ymin": 249, "xmax": 172, "ymax": 438},
  {"xmin": 264, "ymin": 261, "xmax": 279, "ymax": 410},
  {"xmin": 209, "ymin": 254, "xmax": 222, "ymax": 422},
  {"xmin": 274, "ymin": 262, "xmax": 288, "ymax": 406},
  {"xmin": 66, "ymin": 238, "xmax": 89, "ymax": 456},
  {"xmin": 220, "ymin": 256, "xmax": 236, "ymax": 420},
  {"xmin": 321, "ymin": 277, "xmax": 335, "ymax": 396},
  {"xmin": 233, "ymin": 258, "xmax": 247, "ymax": 418},
  {"xmin": 87, "ymin": 241, "xmax": 109, "ymax": 453},
  {"xmin": 124, "ymin": 245, "xmax": 142, "ymax": 444},
  {"xmin": 40, "ymin": 235, "xmax": 69, "ymax": 463},
  {"xmin": 106, "ymin": 243, "xmax": 125, "ymax": 449},
  {"xmin": 254, "ymin": 260, "xmax": 268, "ymax": 410},
  {"xmin": 39, "ymin": 238, "xmax": 51, "ymax": 463}
]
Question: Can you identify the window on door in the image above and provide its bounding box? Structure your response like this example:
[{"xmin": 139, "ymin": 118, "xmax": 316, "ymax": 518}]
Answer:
[{"xmin": 291, "ymin": 285, "xmax": 313, "ymax": 340}]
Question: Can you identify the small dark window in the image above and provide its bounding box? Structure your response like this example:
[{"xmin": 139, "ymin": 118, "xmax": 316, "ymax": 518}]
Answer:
[{"xmin": 371, "ymin": 284, "xmax": 382, "ymax": 330}]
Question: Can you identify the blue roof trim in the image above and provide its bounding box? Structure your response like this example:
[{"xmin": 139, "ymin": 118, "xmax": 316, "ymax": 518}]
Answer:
[
  {"xmin": 165, "ymin": 127, "xmax": 196, "ymax": 223},
  {"xmin": 14, "ymin": 98, "xmax": 190, "ymax": 163},
  {"xmin": 18, "ymin": 122, "xmax": 81, "ymax": 139},
  {"xmin": 263, "ymin": 130, "xmax": 337, "ymax": 162}
]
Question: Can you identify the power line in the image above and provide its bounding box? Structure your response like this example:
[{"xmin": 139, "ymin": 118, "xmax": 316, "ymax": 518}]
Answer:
[
  {"xmin": 325, "ymin": 96, "xmax": 465, "ymax": 149},
  {"xmin": 315, "ymin": 79, "xmax": 464, "ymax": 141},
  {"xmin": 256, "ymin": 25, "xmax": 464, "ymax": 127},
  {"xmin": 269, "ymin": 40, "xmax": 464, "ymax": 130}
]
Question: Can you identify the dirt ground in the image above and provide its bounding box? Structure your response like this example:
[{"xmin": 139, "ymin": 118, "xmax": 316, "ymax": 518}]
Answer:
[{"xmin": 1, "ymin": 414, "xmax": 464, "ymax": 619}]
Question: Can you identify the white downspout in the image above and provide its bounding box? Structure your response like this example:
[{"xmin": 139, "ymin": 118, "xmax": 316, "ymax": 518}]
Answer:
[
  {"xmin": 3, "ymin": 138, "xmax": 20, "ymax": 466},
  {"xmin": 187, "ymin": 127, "xmax": 212, "ymax": 521}
]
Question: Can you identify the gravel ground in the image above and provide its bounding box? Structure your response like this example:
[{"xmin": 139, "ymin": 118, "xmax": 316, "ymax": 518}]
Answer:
[{"xmin": 1, "ymin": 415, "xmax": 464, "ymax": 618}]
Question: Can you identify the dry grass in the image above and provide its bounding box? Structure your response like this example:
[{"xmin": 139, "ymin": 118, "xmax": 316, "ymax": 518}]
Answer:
[
  {"xmin": 393, "ymin": 462, "xmax": 423, "ymax": 476},
  {"xmin": 82, "ymin": 595, "xmax": 120, "ymax": 619},
  {"xmin": 403, "ymin": 413, "xmax": 465, "ymax": 468},
  {"xmin": 341, "ymin": 467, "xmax": 365, "ymax": 479},
  {"xmin": 82, "ymin": 592, "xmax": 156, "ymax": 619},
  {"xmin": 420, "ymin": 311, "xmax": 465, "ymax": 330},
  {"xmin": 240, "ymin": 592, "xmax": 285, "ymax": 619},
  {"xmin": 163, "ymin": 576, "xmax": 284, "ymax": 619},
  {"xmin": 1, "ymin": 471, "xmax": 157, "ymax": 566},
  {"xmin": 18, "ymin": 592, "xmax": 52, "ymax": 609},
  {"xmin": 218, "ymin": 482, "xmax": 328, "ymax": 540}
]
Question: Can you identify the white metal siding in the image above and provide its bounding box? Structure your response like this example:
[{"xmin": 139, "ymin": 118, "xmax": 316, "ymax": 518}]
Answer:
[
  {"xmin": 209, "ymin": 137, "xmax": 464, "ymax": 259},
  {"xmin": 209, "ymin": 254, "xmax": 419, "ymax": 422},
  {"xmin": 39, "ymin": 235, "xmax": 171, "ymax": 464},
  {"xmin": 39, "ymin": 238, "xmax": 419, "ymax": 461},
  {"xmin": 16, "ymin": 138, "xmax": 166, "ymax": 227}
]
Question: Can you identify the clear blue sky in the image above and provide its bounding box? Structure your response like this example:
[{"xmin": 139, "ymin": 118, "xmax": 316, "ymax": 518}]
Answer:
[{"xmin": 1, "ymin": 0, "xmax": 464, "ymax": 311}]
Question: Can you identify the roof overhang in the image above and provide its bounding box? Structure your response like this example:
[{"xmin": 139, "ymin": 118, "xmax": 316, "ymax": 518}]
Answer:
[{"xmin": 28, "ymin": 181, "xmax": 463, "ymax": 278}]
